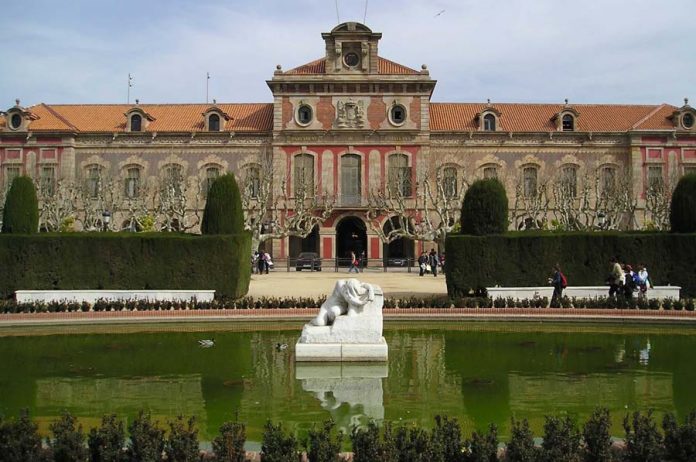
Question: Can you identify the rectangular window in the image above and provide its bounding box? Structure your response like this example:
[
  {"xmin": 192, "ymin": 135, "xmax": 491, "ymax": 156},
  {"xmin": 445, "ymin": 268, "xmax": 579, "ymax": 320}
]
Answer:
[
  {"xmin": 205, "ymin": 166, "xmax": 220, "ymax": 197},
  {"xmin": 442, "ymin": 167, "xmax": 458, "ymax": 199},
  {"xmin": 245, "ymin": 167, "xmax": 260, "ymax": 199},
  {"xmin": 87, "ymin": 166, "xmax": 102, "ymax": 199},
  {"xmin": 683, "ymin": 166, "xmax": 696, "ymax": 176},
  {"xmin": 600, "ymin": 167, "xmax": 616, "ymax": 196},
  {"xmin": 294, "ymin": 155, "xmax": 314, "ymax": 197},
  {"xmin": 561, "ymin": 167, "xmax": 577, "ymax": 198},
  {"xmin": 40, "ymin": 166, "xmax": 56, "ymax": 197},
  {"xmin": 483, "ymin": 166, "xmax": 498, "ymax": 179},
  {"xmin": 4, "ymin": 166, "xmax": 20, "ymax": 191},
  {"xmin": 523, "ymin": 167, "xmax": 537, "ymax": 198},
  {"xmin": 647, "ymin": 165, "xmax": 663, "ymax": 190},
  {"xmin": 125, "ymin": 167, "xmax": 141, "ymax": 199},
  {"xmin": 388, "ymin": 154, "xmax": 412, "ymax": 197}
]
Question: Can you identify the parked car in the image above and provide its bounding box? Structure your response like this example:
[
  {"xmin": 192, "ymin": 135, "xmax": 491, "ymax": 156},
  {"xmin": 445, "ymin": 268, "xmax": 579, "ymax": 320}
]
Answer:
[
  {"xmin": 386, "ymin": 257, "xmax": 410, "ymax": 267},
  {"xmin": 295, "ymin": 252, "xmax": 321, "ymax": 271}
]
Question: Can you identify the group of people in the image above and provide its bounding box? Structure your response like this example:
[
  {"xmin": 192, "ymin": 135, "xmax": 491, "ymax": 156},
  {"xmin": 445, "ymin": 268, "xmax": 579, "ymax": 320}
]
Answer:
[
  {"xmin": 252, "ymin": 251, "xmax": 273, "ymax": 275},
  {"xmin": 608, "ymin": 257, "xmax": 651, "ymax": 300},
  {"xmin": 418, "ymin": 249, "xmax": 444, "ymax": 277},
  {"xmin": 549, "ymin": 258, "xmax": 652, "ymax": 302}
]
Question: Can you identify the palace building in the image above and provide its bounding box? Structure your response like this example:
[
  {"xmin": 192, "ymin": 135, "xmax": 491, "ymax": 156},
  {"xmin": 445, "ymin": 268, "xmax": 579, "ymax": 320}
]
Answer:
[{"xmin": 1, "ymin": 22, "xmax": 695, "ymax": 262}]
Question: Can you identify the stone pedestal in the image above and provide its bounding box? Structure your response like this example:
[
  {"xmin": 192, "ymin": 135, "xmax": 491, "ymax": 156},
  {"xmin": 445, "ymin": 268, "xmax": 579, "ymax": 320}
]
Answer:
[{"xmin": 295, "ymin": 279, "xmax": 388, "ymax": 362}]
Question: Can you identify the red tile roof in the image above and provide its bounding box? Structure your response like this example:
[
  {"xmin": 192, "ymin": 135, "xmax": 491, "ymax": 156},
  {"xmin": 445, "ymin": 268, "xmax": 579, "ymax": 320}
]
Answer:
[
  {"xmin": 1, "ymin": 103, "xmax": 274, "ymax": 132},
  {"xmin": 1, "ymin": 101, "xmax": 678, "ymax": 134},
  {"xmin": 430, "ymin": 103, "xmax": 677, "ymax": 132},
  {"xmin": 285, "ymin": 56, "xmax": 419, "ymax": 75}
]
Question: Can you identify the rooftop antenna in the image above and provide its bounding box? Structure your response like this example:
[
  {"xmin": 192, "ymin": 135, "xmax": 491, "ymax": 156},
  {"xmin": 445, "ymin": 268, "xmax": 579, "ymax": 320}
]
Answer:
[
  {"xmin": 335, "ymin": 0, "xmax": 340, "ymax": 23},
  {"xmin": 206, "ymin": 72, "xmax": 211, "ymax": 104},
  {"xmin": 363, "ymin": 0, "xmax": 368, "ymax": 23},
  {"xmin": 127, "ymin": 73, "xmax": 133, "ymax": 104}
]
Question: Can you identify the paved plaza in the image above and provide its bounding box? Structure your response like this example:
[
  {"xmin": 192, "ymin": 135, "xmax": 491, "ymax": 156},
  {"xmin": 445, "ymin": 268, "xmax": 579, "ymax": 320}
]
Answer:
[{"xmin": 247, "ymin": 268, "xmax": 447, "ymax": 298}]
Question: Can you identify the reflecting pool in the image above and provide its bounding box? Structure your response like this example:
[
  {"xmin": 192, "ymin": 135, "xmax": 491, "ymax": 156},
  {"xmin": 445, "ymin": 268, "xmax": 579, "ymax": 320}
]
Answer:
[{"xmin": 1, "ymin": 321, "xmax": 695, "ymax": 446}]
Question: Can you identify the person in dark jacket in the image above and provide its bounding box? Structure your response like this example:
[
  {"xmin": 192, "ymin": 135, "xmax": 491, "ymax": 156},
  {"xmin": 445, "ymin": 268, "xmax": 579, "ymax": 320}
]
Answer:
[
  {"xmin": 418, "ymin": 252, "xmax": 428, "ymax": 276},
  {"xmin": 550, "ymin": 264, "xmax": 564, "ymax": 304},
  {"xmin": 428, "ymin": 249, "xmax": 439, "ymax": 277}
]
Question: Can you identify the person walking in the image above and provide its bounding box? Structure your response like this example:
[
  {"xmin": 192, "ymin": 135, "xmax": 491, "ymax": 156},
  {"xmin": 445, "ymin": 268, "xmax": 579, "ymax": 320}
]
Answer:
[
  {"xmin": 608, "ymin": 257, "xmax": 623, "ymax": 298},
  {"xmin": 257, "ymin": 251, "xmax": 266, "ymax": 275},
  {"xmin": 428, "ymin": 248, "xmax": 439, "ymax": 277},
  {"xmin": 418, "ymin": 252, "xmax": 428, "ymax": 276},
  {"xmin": 549, "ymin": 264, "xmax": 566, "ymax": 305},
  {"xmin": 623, "ymin": 264, "xmax": 636, "ymax": 300},
  {"xmin": 348, "ymin": 251, "xmax": 359, "ymax": 273}
]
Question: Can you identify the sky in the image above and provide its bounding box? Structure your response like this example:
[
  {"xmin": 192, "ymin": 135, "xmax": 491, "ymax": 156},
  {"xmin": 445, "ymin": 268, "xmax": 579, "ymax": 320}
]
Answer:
[{"xmin": 1, "ymin": 0, "xmax": 694, "ymax": 107}]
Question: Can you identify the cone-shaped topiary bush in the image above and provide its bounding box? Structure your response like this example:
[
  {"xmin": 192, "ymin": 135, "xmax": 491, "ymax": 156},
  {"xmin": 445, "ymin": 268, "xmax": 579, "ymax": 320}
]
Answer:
[
  {"xmin": 670, "ymin": 173, "xmax": 696, "ymax": 233},
  {"xmin": 1, "ymin": 176, "xmax": 38, "ymax": 234},
  {"xmin": 201, "ymin": 173, "xmax": 244, "ymax": 234},
  {"xmin": 460, "ymin": 178, "xmax": 508, "ymax": 235}
]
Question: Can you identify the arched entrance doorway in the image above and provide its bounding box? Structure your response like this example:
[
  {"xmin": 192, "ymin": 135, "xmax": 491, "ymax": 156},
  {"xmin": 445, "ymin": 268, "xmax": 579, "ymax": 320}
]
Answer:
[
  {"xmin": 335, "ymin": 216, "xmax": 367, "ymax": 266},
  {"xmin": 382, "ymin": 216, "xmax": 415, "ymax": 266},
  {"xmin": 289, "ymin": 225, "xmax": 320, "ymax": 258}
]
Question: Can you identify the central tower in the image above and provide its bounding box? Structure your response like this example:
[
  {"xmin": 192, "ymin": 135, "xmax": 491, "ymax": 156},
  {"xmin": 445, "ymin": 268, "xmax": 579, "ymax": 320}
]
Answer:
[{"xmin": 322, "ymin": 22, "xmax": 382, "ymax": 74}]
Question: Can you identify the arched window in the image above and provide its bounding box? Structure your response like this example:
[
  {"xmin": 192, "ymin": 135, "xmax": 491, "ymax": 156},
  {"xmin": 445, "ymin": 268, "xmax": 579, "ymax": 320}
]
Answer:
[
  {"xmin": 483, "ymin": 165, "xmax": 498, "ymax": 179},
  {"xmin": 86, "ymin": 165, "xmax": 102, "ymax": 199},
  {"xmin": 561, "ymin": 165, "xmax": 578, "ymax": 198},
  {"xmin": 130, "ymin": 114, "xmax": 142, "ymax": 132},
  {"xmin": 204, "ymin": 165, "xmax": 220, "ymax": 196},
  {"xmin": 483, "ymin": 113, "xmax": 496, "ymax": 131},
  {"xmin": 562, "ymin": 114, "xmax": 574, "ymax": 131},
  {"xmin": 297, "ymin": 104, "xmax": 313, "ymax": 125},
  {"xmin": 647, "ymin": 165, "xmax": 664, "ymax": 190},
  {"xmin": 341, "ymin": 154, "xmax": 361, "ymax": 206},
  {"xmin": 523, "ymin": 166, "xmax": 538, "ymax": 198},
  {"xmin": 163, "ymin": 164, "xmax": 184, "ymax": 197},
  {"xmin": 9, "ymin": 113, "xmax": 22, "ymax": 130},
  {"xmin": 599, "ymin": 166, "xmax": 616, "ymax": 196},
  {"xmin": 388, "ymin": 154, "xmax": 411, "ymax": 197},
  {"xmin": 442, "ymin": 166, "xmax": 458, "ymax": 199},
  {"xmin": 294, "ymin": 154, "xmax": 314, "ymax": 197},
  {"xmin": 40, "ymin": 166, "xmax": 56, "ymax": 197},
  {"xmin": 208, "ymin": 114, "xmax": 220, "ymax": 132},
  {"xmin": 124, "ymin": 166, "xmax": 141, "ymax": 198},
  {"xmin": 244, "ymin": 165, "xmax": 260, "ymax": 199}
]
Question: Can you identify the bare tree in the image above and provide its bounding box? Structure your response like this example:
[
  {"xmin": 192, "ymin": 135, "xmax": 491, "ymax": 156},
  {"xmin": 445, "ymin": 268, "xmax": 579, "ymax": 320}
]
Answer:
[
  {"xmin": 241, "ymin": 151, "xmax": 335, "ymax": 251},
  {"xmin": 643, "ymin": 169, "xmax": 678, "ymax": 231},
  {"xmin": 511, "ymin": 170, "xmax": 551, "ymax": 230},
  {"xmin": 366, "ymin": 163, "xmax": 466, "ymax": 251},
  {"xmin": 153, "ymin": 173, "xmax": 202, "ymax": 232},
  {"xmin": 36, "ymin": 177, "xmax": 79, "ymax": 232},
  {"xmin": 76, "ymin": 172, "xmax": 119, "ymax": 231}
]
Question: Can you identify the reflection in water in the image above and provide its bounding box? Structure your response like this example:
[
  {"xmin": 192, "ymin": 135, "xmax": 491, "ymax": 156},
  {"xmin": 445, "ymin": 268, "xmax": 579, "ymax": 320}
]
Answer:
[
  {"xmin": 0, "ymin": 324, "xmax": 695, "ymax": 441},
  {"xmin": 296, "ymin": 363, "xmax": 387, "ymax": 434}
]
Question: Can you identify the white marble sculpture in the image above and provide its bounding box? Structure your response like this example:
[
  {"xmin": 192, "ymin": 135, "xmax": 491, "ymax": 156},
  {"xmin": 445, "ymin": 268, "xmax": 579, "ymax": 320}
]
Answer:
[{"xmin": 296, "ymin": 279, "xmax": 388, "ymax": 361}]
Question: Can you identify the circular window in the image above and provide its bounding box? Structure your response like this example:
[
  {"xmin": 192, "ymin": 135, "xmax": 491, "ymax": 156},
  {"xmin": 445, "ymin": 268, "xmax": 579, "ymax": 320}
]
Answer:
[
  {"xmin": 343, "ymin": 52, "xmax": 360, "ymax": 68},
  {"xmin": 683, "ymin": 113, "xmax": 695, "ymax": 129},
  {"xmin": 9, "ymin": 113, "xmax": 22, "ymax": 130},
  {"xmin": 389, "ymin": 104, "xmax": 407, "ymax": 126},
  {"xmin": 297, "ymin": 104, "xmax": 313, "ymax": 126}
]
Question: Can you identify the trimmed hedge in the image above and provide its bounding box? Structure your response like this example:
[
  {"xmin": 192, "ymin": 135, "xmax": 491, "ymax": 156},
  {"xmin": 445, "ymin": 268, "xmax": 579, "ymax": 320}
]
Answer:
[
  {"xmin": 445, "ymin": 232, "xmax": 696, "ymax": 298},
  {"xmin": 2, "ymin": 176, "xmax": 38, "ymax": 234},
  {"xmin": 460, "ymin": 178, "xmax": 508, "ymax": 235},
  {"xmin": 0, "ymin": 233, "xmax": 250, "ymax": 299},
  {"xmin": 202, "ymin": 173, "xmax": 244, "ymax": 235},
  {"xmin": 671, "ymin": 173, "xmax": 696, "ymax": 233}
]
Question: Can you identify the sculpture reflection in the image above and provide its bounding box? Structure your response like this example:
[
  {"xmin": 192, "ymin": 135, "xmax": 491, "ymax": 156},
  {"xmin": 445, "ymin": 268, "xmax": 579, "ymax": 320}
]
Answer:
[{"xmin": 296, "ymin": 363, "xmax": 387, "ymax": 432}]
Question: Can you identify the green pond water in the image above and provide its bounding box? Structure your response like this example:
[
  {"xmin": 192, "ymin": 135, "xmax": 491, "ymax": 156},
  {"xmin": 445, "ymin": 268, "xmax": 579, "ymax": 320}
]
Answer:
[{"xmin": 1, "ymin": 321, "xmax": 695, "ymax": 447}]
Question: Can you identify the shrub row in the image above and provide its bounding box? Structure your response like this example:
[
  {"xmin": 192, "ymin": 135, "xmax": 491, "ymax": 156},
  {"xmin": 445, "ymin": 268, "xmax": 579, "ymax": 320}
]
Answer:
[
  {"xmin": 445, "ymin": 232, "xmax": 696, "ymax": 298},
  {"xmin": 0, "ymin": 233, "xmax": 251, "ymax": 300},
  {"xmin": 3, "ymin": 408, "xmax": 696, "ymax": 461},
  {"xmin": 3, "ymin": 295, "xmax": 696, "ymax": 314}
]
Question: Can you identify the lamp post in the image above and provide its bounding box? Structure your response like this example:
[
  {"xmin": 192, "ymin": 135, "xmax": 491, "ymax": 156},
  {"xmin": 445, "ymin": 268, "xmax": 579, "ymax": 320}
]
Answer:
[
  {"xmin": 102, "ymin": 210, "xmax": 111, "ymax": 232},
  {"xmin": 597, "ymin": 212, "xmax": 606, "ymax": 230}
]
